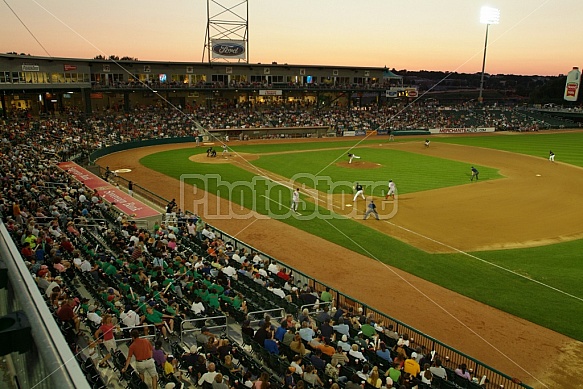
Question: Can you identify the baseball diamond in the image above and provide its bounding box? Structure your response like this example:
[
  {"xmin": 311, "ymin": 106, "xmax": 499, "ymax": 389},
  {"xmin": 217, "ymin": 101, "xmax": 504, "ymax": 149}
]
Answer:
[{"xmin": 98, "ymin": 131, "xmax": 583, "ymax": 388}]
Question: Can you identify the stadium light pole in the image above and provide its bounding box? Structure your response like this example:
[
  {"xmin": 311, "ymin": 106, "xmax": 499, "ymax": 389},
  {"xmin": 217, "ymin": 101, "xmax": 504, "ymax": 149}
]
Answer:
[{"xmin": 478, "ymin": 6, "xmax": 500, "ymax": 104}]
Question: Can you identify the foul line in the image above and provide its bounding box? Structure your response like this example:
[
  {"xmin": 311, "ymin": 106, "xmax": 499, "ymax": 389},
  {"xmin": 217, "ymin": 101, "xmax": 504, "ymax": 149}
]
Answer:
[{"xmin": 384, "ymin": 220, "xmax": 583, "ymax": 303}]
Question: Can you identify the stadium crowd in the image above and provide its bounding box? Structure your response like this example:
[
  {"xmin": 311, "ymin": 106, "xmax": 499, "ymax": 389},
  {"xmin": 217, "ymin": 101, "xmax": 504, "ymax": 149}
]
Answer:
[
  {"xmin": 4, "ymin": 101, "xmax": 568, "ymax": 146},
  {"xmin": 0, "ymin": 103, "xmax": 543, "ymax": 389}
]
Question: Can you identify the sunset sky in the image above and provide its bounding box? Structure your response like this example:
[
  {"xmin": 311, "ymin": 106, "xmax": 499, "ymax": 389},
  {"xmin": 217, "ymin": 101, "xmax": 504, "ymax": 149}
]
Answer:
[{"xmin": 0, "ymin": 0, "xmax": 580, "ymax": 76}]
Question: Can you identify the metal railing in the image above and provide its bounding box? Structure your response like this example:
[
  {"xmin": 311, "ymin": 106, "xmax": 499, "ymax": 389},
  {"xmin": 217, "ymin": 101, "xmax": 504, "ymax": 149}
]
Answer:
[
  {"xmin": 114, "ymin": 324, "xmax": 157, "ymax": 343},
  {"xmin": 0, "ymin": 222, "xmax": 90, "ymax": 389},
  {"xmin": 180, "ymin": 314, "xmax": 228, "ymax": 342},
  {"xmin": 246, "ymin": 308, "xmax": 286, "ymax": 326}
]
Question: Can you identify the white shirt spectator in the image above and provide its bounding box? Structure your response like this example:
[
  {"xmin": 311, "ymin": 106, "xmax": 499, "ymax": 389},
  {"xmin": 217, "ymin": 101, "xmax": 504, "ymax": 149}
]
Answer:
[
  {"xmin": 80, "ymin": 259, "xmax": 92, "ymax": 272},
  {"xmin": 198, "ymin": 371, "xmax": 218, "ymax": 386},
  {"xmin": 191, "ymin": 301, "xmax": 205, "ymax": 315},
  {"xmin": 202, "ymin": 228, "xmax": 215, "ymax": 240},
  {"xmin": 78, "ymin": 194, "xmax": 87, "ymax": 203},
  {"xmin": 120, "ymin": 309, "xmax": 141, "ymax": 328},
  {"xmin": 397, "ymin": 338, "xmax": 410, "ymax": 347},
  {"xmin": 290, "ymin": 361, "xmax": 304, "ymax": 375},
  {"xmin": 267, "ymin": 262, "xmax": 279, "ymax": 274},
  {"xmin": 222, "ymin": 265, "xmax": 237, "ymax": 277},
  {"xmin": 87, "ymin": 311, "xmax": 102, "ymax": 326},
  {"xmin": 252, "ymin": 254, "xmax": 262, "ymax": 265},
  {"xmin": 231, "ymin": 252, "xmax": 242, "ymax": 263},
  {"xmin": 45, "ymin": 281, "xmax": 61, "ymax": 297},
  {"xmin": 73, "ymin": 257, "xmax": 83, "ymax": 268},
  {"xmin": 349, "ymin": 346, "xmax": 368, "ymax": 361},
  {"xmin": 269, "ymin": 286, "xmax": 286, "ymax": 299}
]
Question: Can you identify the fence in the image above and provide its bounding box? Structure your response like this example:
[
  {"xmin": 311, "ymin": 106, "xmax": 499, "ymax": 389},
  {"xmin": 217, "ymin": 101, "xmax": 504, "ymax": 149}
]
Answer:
[{"xmin": 180, "ymin": 315, "xmax": 228, "ymax": 342}]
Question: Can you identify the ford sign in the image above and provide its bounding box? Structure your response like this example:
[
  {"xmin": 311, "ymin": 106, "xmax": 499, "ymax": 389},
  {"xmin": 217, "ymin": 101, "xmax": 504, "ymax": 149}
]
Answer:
[{"xmin": 212, "ymin": 42, "xmax": 245, "ymax": 57}]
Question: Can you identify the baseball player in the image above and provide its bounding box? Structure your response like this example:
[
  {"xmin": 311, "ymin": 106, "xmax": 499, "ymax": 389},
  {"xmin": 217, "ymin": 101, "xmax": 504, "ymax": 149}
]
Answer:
[
  {"xmin": 222, "ymin": 144, "xmax": 228, "ymax": 158},
  {"xmin": 424, "ymin": 139, "xmax": 430, "ymax": 148},
  {"xmin": 470, "ymin": 166, "xmax": 479, "ymax": 181},
  {"xmin": 549, "ymin": 150, "xmax": 555, "ymax": 162},
  {"xmin": 353, "ymin": 182, "xmax": 365, "ymax": 201},
  {"xmin": 363, "ymin": 199, "xmax": 380, "ymax": 220},
  {"xmin": 291, "ymin": 188, "xmax": 300, "ymax": 213},
  {"xmin": 347, "ymin": 152, "xmax": 361, "ymax": 164},
  {"xmin": 385, "ymin": 180, "xmax": 396, "ymax": 200}
]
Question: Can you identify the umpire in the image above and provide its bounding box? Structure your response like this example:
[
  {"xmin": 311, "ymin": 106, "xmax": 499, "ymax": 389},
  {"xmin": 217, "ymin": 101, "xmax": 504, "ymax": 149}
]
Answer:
[{"xmin": 363, "ymin": 199, "xmax": 380, "ymax": 220}]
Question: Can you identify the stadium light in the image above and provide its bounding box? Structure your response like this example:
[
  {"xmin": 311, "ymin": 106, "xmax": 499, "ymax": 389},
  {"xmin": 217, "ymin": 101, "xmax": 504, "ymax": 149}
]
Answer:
[{"xmin": 478, "ymin": 6, "xmax": 500, "ymax": 104}]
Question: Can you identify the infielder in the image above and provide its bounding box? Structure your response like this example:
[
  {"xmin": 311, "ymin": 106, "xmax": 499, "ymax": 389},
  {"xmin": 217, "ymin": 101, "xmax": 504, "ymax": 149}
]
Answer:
[
  {"xmin": 353, "ymin": 182, "xmax": 365, "ymax": 201},
  {"xmin": 549, "ymin": 150, "xmax": 555, "ymax": 162},
  {"xmin": 385, "ymin": 180, "xmax": 396, "ymax": 200},
  {"xmin": 424, "ymin": 139, "xmax": 430, "ymax": 148},
  {"xmin": 470, "ymin": 166, "xmax": 479, "ymax": 181},
  {"xmin": 291, "ymin": 188, "xmax": 300, "ymax": 213},
  {"xmin": 347, "ymin": 152, "xmax": 361, "ymax": 164},
  {"xmin": 363, "ymin": 199, "xmax": 380, "ymax": 220}
]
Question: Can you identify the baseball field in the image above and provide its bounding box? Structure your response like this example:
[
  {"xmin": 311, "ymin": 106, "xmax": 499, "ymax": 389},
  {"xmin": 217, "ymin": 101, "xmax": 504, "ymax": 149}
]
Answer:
[{"xmin": 98, "ymin": 130, "xmax": 583, "ymax": 388}]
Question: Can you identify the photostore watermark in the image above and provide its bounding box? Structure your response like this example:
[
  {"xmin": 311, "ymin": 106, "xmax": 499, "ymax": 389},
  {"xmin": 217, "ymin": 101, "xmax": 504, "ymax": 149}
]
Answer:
[{"xmin": 179, "ymin": 173, "xmax": 398, "ymax": 220}]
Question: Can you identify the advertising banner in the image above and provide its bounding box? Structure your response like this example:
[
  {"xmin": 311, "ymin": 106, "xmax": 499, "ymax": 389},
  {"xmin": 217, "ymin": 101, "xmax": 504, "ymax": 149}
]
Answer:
[
  {"xmin": 21, "ymin": 64, "xmax": 39, "ymax": 72},
  {"xmin": 564, "ymin": 67, "xmax": 581, "ymax": 102},
  {"xmin": 64, "ymin": 65, "xmax": 77, "ymax": 71},
  {"xmin": 428, "ymin": 127, "xmax": 495, "ymax": 134},
  {"xmin": 57, "ymin": 162, "xmax": 160, "ymax": 219},
  {"xmin": 355, "ymin": 129, "xmax": 366, "ymax": 136},
  {"xmin": 211, "ymin": 39, "xmax": 246, "ymax": 59},
  {"xmin": 343, "ymin": 130, "xmax": 356, "ymax": 136},
  {"xmin": 259, "ymin": 90, "xmax": 282, "ymax": 96}
]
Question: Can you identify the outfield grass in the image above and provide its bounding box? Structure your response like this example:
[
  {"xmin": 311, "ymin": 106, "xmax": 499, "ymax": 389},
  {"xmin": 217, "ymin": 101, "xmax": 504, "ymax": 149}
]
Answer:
[
  {"xmin": 252, "ymin": 148, "xmax": 500, "ymax": 195},
  {"xmin": 433, "ymin": 131, "xmax": 583, "ymax": 167},
  {"xmin": 140, "ymin": 131, "xmax": 583, "ymax": 341}
]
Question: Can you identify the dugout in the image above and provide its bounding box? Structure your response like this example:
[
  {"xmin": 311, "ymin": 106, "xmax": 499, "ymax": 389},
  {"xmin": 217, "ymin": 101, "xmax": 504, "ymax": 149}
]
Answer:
[{"xmin": 208, "ymin": 126, "xmax": 333, "ymax": 141}]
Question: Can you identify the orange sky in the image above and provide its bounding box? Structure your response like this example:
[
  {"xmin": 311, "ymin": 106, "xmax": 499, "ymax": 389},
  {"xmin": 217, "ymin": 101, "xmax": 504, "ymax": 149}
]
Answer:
[{"xmin": 0, "ymin": 0, "xmax": 580, "ymax": 76}]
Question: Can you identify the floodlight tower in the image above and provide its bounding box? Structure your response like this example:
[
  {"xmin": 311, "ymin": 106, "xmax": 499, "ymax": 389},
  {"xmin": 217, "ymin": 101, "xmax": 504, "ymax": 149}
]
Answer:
[
  {"xmin": 478, "ymin": 6, "xmax": 500, "ymax": 103},
  {"xmin": 202, "ymin": 0, "xmax": 249, "ymax": 63}
]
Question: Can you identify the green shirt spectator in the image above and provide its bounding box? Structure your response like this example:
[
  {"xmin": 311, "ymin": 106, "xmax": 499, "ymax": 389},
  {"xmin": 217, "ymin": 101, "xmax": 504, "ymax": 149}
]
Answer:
[{"xmin": 320, "ymin": 289, "xmax": 333, "ymax": 303}]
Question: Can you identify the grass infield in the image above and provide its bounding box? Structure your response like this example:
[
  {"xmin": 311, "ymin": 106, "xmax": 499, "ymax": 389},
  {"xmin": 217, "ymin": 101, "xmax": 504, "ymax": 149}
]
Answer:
[{"xmin": 140, "ymin": 131, "xmax": 583, "ymax": 341}]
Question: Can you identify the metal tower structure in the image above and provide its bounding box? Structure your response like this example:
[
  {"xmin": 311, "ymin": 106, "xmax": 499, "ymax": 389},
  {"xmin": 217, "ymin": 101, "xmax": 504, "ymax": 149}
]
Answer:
[{"xmin": 202, "ymin": 0, "xmax": 249, "ymax": 63}]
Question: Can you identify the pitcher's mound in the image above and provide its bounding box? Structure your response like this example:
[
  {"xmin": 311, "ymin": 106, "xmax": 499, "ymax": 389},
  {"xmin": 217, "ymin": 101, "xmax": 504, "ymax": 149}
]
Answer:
[
  {"xmin": 336, "ymin": 161, "xmax": 382, "ymax": 169},
  {"xmin": 189, "ymin": 152, "xmax": 259, "ymax": 164}
]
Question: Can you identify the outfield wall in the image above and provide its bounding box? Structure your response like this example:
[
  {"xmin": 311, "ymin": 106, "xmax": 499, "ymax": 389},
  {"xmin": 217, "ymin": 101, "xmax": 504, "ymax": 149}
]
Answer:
[{"xmin": 429, "ymin": 127, "xmax": 496, "ymax": 134}]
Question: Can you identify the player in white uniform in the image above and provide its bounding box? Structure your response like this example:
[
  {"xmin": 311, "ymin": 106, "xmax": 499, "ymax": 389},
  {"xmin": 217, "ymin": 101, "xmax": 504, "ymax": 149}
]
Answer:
[
  {"xmin": 385, "ymin": 180, "xmax": 396, "ymax": 200},
  {"xmin": 353, "ymin": 182, "xmax": 365, "ymax": 201},
  {"xmin": 222, "ymin": 144, "xmax": 228, "ymax": 157},
  {"xmin": 291, "ymin": 188, "xmax": 300, "ymax": 213},
  {"xmin": 347, "ymin": 153, "xmax": 361, "ymax": 164},
  {"xmin": 549, "ymin": 150, "xmax": 555, "ymax": 162}
]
